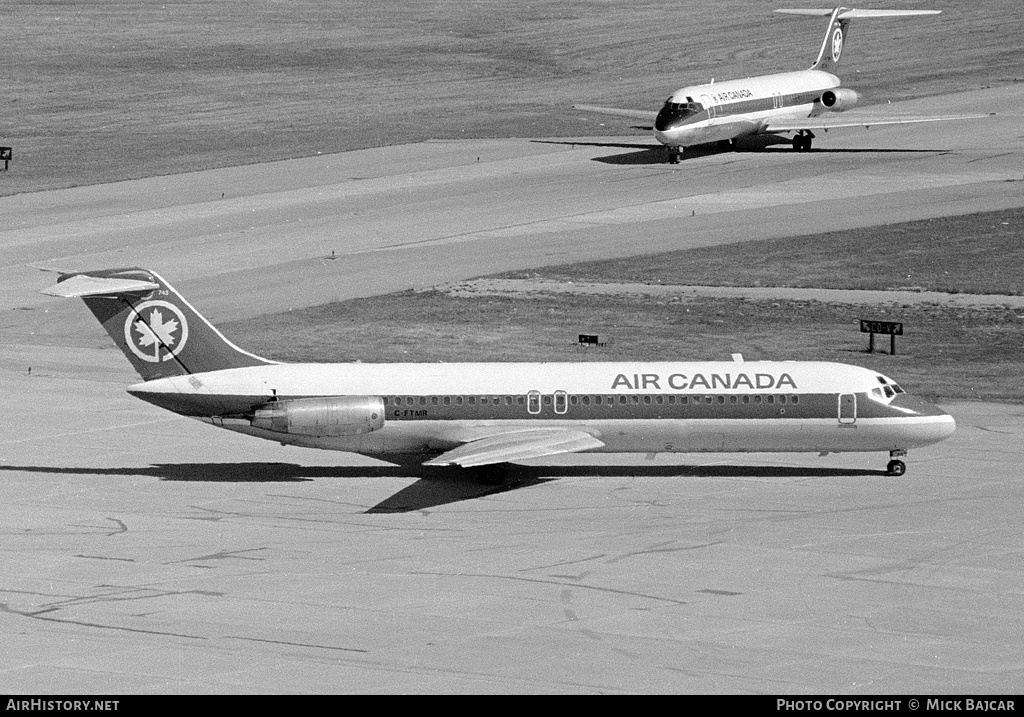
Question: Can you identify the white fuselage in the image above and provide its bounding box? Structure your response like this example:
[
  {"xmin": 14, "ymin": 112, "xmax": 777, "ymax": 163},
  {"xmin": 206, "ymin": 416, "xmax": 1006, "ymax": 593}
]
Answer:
[
  {"xmin": 653, "ymin": 70, "xmax": 840, "ymax": 148},
  {"xmin": 128, "ymin": 360, "xmax": 955, "ymax": 458}
]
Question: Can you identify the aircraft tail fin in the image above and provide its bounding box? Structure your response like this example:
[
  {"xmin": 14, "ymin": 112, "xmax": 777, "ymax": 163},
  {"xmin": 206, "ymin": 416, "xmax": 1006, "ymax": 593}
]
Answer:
[
  {"xmin": 41, "ymin": 267, "xmax": 274, "ymax": 381},
  {"xmin": 775, "ymin": 7, "xmax": 941, "ymax": 73}
]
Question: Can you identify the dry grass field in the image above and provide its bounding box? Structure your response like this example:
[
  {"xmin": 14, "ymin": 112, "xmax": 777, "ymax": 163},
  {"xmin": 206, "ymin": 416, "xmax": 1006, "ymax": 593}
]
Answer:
[
  {"xmin": 508, "ymin": 206, "xmax": 1024, "ymax": 296},
  {"xmin": 225, "ymin": 255, "xmax": 1024, "ymax": 403},
  {"xmin": 2, "ymin": 0, "xmax": 1021, "ymax": 195}
]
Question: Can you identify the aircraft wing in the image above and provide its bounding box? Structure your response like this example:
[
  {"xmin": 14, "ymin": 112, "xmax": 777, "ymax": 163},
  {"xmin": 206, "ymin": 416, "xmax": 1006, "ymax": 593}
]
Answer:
[
  {"xmin": 573, "ymin": 104, "xmax": 659, "ymax": 121},
  {"xmin": 763, "ymin": 113, "xmax": 993, "ymax": 134},
  {"xmin": 424, "ymin": 428, "xmax": 604, "ymax": 468}
]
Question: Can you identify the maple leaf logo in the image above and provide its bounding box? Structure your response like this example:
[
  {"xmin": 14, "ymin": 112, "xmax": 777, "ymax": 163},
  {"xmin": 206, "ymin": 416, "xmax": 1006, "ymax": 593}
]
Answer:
[
  {"xmin": 134, "ymin": 309, "xmax": 179, "ymax": 351},
  {"xmin": 123, "ymin": 301, "xmax": 189, "ymax": 363}
]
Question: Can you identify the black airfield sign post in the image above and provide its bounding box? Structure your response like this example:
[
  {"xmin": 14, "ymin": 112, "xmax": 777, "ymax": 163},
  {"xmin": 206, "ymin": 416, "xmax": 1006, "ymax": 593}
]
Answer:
[
  {"xmin": 860, "ymin": 319, "xmax": 903, "ymax": 355},
  {"xmin": 578, "ymin": 333, "xmax": 608, "ymax": 348},
  {"xmin": 0, "ymin": 147, "xmax": 11, "ymax": 171}
]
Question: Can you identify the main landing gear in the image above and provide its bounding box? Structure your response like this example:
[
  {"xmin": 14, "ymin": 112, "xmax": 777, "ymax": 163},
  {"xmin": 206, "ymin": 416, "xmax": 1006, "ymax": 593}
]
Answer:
[
  {"xmin": 793, "ymin": 131, "xmax": 815, "ymax": 151},
  {"xmin": 886, "ymin": 449, "xmax": 907, "ymax": 477},
  {"xmin": 468, "ymin": 463, "xmax": 510, "ymax": 486}
]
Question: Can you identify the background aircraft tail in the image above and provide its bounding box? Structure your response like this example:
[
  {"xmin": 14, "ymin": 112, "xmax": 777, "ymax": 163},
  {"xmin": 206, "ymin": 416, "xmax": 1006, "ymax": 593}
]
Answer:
[
  {"xmin": 40, "ymin": 267, "xmax": 274, "ymax": 381},
  {"xmin": 809, "ymin": 7, "xmax": 850, "ymax": 72},
  {"xmin": 776, "ymin": 7, "xmax": 942, "ymax": 74}
]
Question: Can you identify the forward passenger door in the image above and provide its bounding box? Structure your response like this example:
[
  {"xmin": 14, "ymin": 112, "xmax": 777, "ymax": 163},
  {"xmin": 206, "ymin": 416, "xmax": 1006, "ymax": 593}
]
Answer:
[{"xmin": 838, "ymin": 393, "xmax": 857, "ymax": 424}]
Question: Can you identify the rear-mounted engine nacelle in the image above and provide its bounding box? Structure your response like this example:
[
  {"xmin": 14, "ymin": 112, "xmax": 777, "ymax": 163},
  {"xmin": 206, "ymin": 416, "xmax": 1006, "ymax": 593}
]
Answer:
[
  {"xmin": 252, "ymin": 396, "xmax": 385, "ymax": 437},
  {"xmin": 820, "ymin": 88, "xmax": 859, "ymax": 112}
]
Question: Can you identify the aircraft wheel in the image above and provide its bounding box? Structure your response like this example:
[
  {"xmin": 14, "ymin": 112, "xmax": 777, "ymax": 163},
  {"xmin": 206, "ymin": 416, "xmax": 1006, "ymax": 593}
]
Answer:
[
  {"xmin": 886, "ymin": 459, "xmax": 906, "ymax": 477},
  {"xmin": 668, "ymin": 147, "xmax": 682, "ymax": 164}
]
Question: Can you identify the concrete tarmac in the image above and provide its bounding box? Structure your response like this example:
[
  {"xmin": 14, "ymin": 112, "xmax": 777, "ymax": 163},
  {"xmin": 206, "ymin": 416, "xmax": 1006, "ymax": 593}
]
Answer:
[
  {"xmin": 2, "ymin": 84, "xmax": 1023, "ymax": 693},
  {"xmin": 1, "ymin": 363, "xmax": 1021, "ymax": 693}
]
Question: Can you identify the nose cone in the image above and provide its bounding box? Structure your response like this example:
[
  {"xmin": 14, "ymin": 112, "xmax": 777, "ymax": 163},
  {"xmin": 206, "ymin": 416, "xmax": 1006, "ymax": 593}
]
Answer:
[
  {"xmin": 655, "ymin": 104, "xmax": 689, "ymax": 133},
  {"xmin": 891, "ymin": 393, "xmax": 957, "ymax": 444}
]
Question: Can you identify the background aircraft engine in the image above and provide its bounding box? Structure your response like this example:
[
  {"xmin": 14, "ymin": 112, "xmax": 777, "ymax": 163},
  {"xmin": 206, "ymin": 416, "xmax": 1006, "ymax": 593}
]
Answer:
[
  {"xmin": 820, "ymin": 88, "xmax": 859, "ymax": 111},
  {"xmin": 252, "ymin": 396, "xmax": 385, "ymax": 437}
]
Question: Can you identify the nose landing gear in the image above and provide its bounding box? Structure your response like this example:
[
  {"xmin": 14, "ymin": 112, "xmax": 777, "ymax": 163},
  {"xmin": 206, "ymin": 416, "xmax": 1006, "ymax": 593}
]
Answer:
[{"xmin": 886, "ymin": 449, "xmax": 907, "ymax": 476}]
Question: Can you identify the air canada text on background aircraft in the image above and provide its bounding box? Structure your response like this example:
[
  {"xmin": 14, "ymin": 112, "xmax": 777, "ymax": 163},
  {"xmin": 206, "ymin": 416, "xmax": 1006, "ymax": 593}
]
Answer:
[
  {"xmin": 575, "ymin": 7, "xmax": 987, "ymax": 163},
  {"xmin": 41, "ymin": 267, "xmax": 955, "ymax": 481}
]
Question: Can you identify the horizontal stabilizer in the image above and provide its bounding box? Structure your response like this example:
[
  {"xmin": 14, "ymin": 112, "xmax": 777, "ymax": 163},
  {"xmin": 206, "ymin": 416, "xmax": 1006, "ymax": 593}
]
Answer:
[
  {"xmin": 40, "ymin": 273, "xmax": 159, "ymax": 298},
  {"xmin": 38, "ymin": 266, "xmax": 273, "ymax": 380},
  {"xmin": 573, "ymin": 104, "xmax": 659, "ymax": 121},
  {"xmin": 425, "ymin": 429, "xmax": 605, "ymax": 467},
  {"xmin": 776, "ymin": 9, "xmax": 941, "ymax": 18}
]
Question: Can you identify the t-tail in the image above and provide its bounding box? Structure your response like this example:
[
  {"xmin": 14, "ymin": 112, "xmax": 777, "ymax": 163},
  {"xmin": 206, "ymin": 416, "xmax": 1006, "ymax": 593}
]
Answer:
[
  {"xmin": 775, "ymin": 7, "xmax": 942, "ymax": 74},
  {"xmin": 40, "ymin": 267, "xmax": 274, "ymax": 380}
]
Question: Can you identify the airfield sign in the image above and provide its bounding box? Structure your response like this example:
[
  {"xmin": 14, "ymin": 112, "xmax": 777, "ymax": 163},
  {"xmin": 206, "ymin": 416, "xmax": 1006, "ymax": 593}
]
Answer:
[{"xmin": 860, "ymin": 319, "xmax": 903, "ymax": 355}]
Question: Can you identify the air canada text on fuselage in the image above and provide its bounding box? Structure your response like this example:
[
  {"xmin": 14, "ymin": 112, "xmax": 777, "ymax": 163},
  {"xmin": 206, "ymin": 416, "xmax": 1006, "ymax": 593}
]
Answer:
[{"xmin": 611, "ymin": 372, "xmax": 798, "ymax": 391}]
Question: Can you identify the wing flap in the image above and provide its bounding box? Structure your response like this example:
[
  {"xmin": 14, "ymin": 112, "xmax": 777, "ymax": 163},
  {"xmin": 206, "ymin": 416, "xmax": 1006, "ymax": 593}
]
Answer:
[
  {"xmin": 425, "ymin": 429, "xmax": 604, "ymax": 468},
  {"xmin": 40, "ymin": 273, "xmax": 160, "ymax": 298}
]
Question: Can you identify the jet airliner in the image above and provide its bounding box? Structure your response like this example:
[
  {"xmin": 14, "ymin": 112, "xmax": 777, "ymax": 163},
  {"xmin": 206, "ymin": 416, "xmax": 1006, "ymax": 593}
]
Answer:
[
  {"xmin": 575, "ymin": 7, "xmax": 978, "ymax": 163},
  {"xmin": 41, "ymin": 268, "xmax": 955, "ymax": 481}
]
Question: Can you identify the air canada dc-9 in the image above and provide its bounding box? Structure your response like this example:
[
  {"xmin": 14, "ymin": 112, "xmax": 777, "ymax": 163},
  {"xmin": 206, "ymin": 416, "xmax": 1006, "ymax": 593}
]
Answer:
[
  {"xmin": 42, "ymin": 268, "xmax": 955, "ymax": 482},
  {"xmin": 575, "ymin": 7, "xmax": 981, "ymax": 163}
]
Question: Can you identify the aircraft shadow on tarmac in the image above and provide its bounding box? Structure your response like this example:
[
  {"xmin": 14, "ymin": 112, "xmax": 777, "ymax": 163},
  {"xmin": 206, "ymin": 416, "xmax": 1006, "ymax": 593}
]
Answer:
[
  {"xmin": 0, "ymin": 462, "xmax": 881, "ymax": 513},
  {"xmin": 532, "ymin": 138, "xmax": 948, "ymax": 165}
]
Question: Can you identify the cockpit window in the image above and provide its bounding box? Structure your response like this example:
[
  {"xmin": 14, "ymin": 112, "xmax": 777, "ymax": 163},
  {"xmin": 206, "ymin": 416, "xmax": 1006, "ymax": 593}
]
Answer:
[
  {"xmin": 664, "ymin": 100, "xmax": 703, "ymax": 113},
  {"xmin": 871, "ymin": 375, "xmax": 906, "ymax": 403}
]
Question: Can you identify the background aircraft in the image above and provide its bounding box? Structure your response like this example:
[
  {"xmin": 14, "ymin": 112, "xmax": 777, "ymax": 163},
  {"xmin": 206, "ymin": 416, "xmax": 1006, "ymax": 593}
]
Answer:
[
  {"xmin": 42, "ymin": 267, "xmax": 955, "ymax": 481},
  {"xmin": 575, "ymin": 7, "xmax": 980, "ymax": 163}
]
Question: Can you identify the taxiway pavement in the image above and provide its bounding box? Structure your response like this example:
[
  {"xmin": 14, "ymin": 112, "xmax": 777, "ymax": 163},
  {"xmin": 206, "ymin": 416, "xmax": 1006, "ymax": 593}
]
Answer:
[{"xmin": 1, "ymin": 83, "xmax": 1023, "ymax": 693}]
